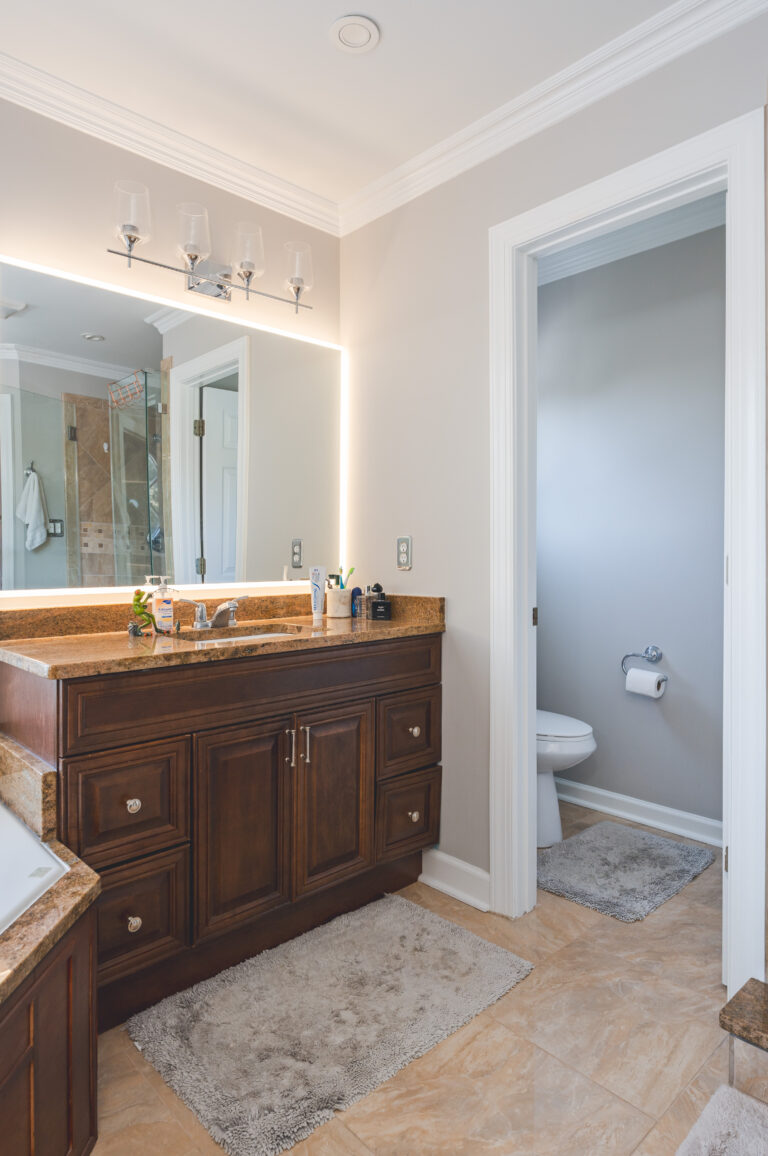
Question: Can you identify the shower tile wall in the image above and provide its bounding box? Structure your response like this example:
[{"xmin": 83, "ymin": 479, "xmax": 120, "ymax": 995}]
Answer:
[{"xmin": 63, "ymin": 394, "xmax": 115, "ymax": 587}]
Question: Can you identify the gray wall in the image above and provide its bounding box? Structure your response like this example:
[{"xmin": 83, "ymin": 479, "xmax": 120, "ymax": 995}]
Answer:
[
  {"xmin": 341, "ymin": 18, "xmax": 768, "ymax": 871},
  {"xmin": 537, "ymin": 228, "xmax": 725, "ymax": 820}
]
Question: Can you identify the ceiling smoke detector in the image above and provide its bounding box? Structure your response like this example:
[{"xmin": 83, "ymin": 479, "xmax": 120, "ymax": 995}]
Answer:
[{"xmin": 330, "ymin": 15, "xmax": 380, "ymax": 54}]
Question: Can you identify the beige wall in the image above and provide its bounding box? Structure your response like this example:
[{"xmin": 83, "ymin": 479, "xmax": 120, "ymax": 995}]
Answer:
[
  {"xmin": 0, "ymin": 101, "xmax": 339, "ymax": 346},
  {"xmin": 340, "ymin": 17, "xmax": 768, "ymax": 872}
]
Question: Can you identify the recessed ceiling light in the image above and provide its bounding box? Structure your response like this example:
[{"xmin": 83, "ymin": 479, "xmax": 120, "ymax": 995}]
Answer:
[
  {"xmin": 330, "ymin": 15, "xmax": 380, "ymax": 53},
  {"xmin": 81, "ymin": 332, "xmax": 106, "ymax": 342}
]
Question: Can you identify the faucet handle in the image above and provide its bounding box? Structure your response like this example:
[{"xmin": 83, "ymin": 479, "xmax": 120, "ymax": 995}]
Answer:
[{"xmin": 179, "ymin": 598, "xmax": 208, "ymax": 628}]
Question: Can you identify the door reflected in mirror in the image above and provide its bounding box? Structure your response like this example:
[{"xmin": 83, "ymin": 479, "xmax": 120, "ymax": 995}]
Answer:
[{"xmin": 0, "ymin": 261, "xmax": 341, "ymax": 592}]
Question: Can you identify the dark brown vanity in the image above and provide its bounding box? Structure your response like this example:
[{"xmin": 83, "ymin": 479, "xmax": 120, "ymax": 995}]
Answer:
[{"xmin": 0, "ymin": 619, "xmax": 443, "ymax": 1032}]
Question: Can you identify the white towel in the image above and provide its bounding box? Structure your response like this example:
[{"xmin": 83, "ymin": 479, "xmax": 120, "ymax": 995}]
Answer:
[{"xmin": 15, "ymin": 471, "xmax": 49, "ymax": 550}]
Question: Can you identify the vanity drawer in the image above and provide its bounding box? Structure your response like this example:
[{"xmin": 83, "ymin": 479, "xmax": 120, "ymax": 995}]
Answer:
[
  {"xmin": 377, "ymin": 687, "xmax": 441, "ymax": 779},
  {"xmin": 96, "ymin": 846, "xmax": 190, "ymax": 982},
  {"xmin": 376, "ymin": 766, "xmax": 442, "ymax": 861},
  {"xmin": 63, "ymin": 737, "xmax": 190, "ymax": 869}
]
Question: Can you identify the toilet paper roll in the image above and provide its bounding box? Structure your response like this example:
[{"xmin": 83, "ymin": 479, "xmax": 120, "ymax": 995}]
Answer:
[{"xmin": 625, "ymin": 666, "xmax": 667, "ymax": 699}]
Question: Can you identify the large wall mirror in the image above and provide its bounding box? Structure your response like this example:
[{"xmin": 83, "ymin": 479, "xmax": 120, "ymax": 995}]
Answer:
[{"xmin": 0, "ymin": 261, "xmax": 341, "ymax": 592}]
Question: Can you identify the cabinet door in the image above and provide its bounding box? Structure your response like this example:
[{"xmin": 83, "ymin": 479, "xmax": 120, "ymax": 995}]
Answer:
[
  {"xmin": 293, "ymin": 700, "xmax": 375, "ymax": 897},
  {"xmin": 195, "ymin": 719, "xmax": 293, "ymax": 940}
]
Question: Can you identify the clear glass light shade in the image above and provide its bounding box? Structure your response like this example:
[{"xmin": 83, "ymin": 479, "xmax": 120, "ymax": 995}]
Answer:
[
  {"xmin": 177, "ymin": 202, "xmax": 211, "ymax": 268},
  {"xmin": 114, "ymin": 180, "xmax": 151, "ymax": 248},
  {"xmin": 233, "ymin": 222, "xmax": 265, "ymax": 279},
  {"xmin": 284, "ymin": 242, "xmax": 314, "ymax": 293}
]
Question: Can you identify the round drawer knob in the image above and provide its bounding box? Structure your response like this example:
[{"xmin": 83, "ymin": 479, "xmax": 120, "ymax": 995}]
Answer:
[
  {"xmin": 126, "ymin": 798, "xmax": 142, "ymax": 814},
  {"xmin": 127, "ymin": 915, "xmax": 143, "ymax": 934},
  {"xmin": 408, "ymin": 725, "xmax": 422, "ymax": 738},
  {"xmin": 408, "ymin": 810, "xmax": 421, "ymax": 823}
]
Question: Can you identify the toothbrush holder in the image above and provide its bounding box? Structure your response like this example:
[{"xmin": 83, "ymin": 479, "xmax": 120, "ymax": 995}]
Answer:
[{"xmin": 326, "ymin": 588, "xmax": 352, "ymax": 618}]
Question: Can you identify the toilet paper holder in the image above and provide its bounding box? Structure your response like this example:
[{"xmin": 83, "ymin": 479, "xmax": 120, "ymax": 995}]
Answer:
[{"xmin": 621, "ymin": 644, "xmax": 665, "ymax": 676}]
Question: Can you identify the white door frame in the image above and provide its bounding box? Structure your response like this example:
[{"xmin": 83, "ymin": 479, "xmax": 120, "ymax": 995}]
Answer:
[
  {"xmin": 170, "ymin": 337, "xmax": 250, "ymax": 584},
  {"xmin": 489, "ymin": 109, "xmax": 766, "ymax": 997}
]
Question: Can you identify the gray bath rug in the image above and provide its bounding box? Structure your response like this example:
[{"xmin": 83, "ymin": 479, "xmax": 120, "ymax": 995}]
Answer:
[
  {"xmin": 676, "ymin": 1084, "xmax": 768, "ymax": 1154},
  {"xmin": 537, "ymin": 819, "xmax": 714, "ymax": 921},
  {"xmin": 127, "ymin": 894, "xmax": 533, "ymax": 1156}
]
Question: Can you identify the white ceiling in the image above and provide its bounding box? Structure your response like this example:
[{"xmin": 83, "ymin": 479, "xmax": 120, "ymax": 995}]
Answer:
[
  {"xmin": 0, "ymin": 0, "xmax": 684, "ymax": 204},
  {"xmin": 0, "ymin": 263, "xmax": 164, "ymax": 369}
]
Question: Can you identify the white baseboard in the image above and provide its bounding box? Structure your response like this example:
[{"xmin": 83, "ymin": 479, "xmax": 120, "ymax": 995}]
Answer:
[
  {"xmin": 419, "ymin": 849, "xmax": 491, "ymax": 911},
  {"xmin": 555, "ymin": 777, "xmax": 723, "ymax": 847}
]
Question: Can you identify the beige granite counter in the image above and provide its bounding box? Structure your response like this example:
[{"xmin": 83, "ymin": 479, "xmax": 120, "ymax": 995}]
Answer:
[
  {"xmin": 0, "ymin": 838, "xmax": 100, "ymax": 1006},
  {"xmin": 0, "ymin": 599, "xmax": 445, "ymax": 680}
]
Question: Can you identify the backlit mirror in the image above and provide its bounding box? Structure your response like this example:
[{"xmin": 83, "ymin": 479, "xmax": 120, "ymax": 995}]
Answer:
[{"xmin": 0, "ymin": 262, "xmax": 341, "ymax": 591}]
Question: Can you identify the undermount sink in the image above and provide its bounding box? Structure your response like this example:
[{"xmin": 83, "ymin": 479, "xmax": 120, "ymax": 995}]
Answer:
[{"xmin": 194, "ymin": 632, "xmax": 296, "ymax": 649}]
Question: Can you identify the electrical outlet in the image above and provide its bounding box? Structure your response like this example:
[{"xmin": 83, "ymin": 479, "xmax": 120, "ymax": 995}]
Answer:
[
  {"xmin": 396, "ymin": 535, "xmax": 412, "ymax": 570},
  {"xmin": 291, "ymin": 538, "xmax": 303, "ymax": 568}
]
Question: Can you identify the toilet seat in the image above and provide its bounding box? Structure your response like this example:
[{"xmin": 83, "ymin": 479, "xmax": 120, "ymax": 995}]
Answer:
[{"xmin": 536, "ymin": 709, "xmax": 593, "ymax": 741}]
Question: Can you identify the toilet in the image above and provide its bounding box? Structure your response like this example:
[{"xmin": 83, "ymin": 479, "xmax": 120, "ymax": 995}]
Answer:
[{"xmin": 536, "ymin": 710, "xmax": 596, "ymax": 847}]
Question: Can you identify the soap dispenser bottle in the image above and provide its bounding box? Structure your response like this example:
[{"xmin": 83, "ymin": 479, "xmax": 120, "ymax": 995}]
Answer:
[{"xmin": 148, "ymin": 575, "xmax": 175, "ymax": 634}]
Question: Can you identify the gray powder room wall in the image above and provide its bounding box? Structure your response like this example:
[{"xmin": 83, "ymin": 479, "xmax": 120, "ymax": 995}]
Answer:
[{"xmin": 536, "ymin": 226, "xmax": 725, "ymax": 820}]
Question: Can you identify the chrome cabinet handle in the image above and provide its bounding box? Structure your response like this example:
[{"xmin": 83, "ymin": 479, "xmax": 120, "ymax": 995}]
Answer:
[
  {"xmin": 408, "ymin": 725, "xmax": 422, "ymax": 738},
  {"xmin": 408, "ymin": 810, "xmax": 421, "ymax": 823},
  {"xmin": 126, "ymin": 798, "xmax": 142, "ymax": 814},
  {"xmin": 300, "ymin": 725, "xmax": 311, "ymax": 764},
  {"xmin": 127, "ymin": 915, "xmax": 143, "ymax": 934},
  {"xmin": 285, "ymin": 728, "xmax": 297, "ymax": 767}
]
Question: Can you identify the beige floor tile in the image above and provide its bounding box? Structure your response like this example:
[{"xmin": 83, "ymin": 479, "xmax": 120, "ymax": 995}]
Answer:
[
  {"xmin": 489, "ymin": 938, "xmax": 725, "ymax": 1117},
  {"xmin": 401, "ymin": 880, "xmax": 606, "ymax": 965},
  {"xmin": 286, "ymin": 1118, "xmax": 373, "ymax": 1154},
  {"xmin": 341, "ymin": 1016, "xmax": 652, "ymax": 1154},
  {"xmin": 633, "ymin": 1039, "xmax": 728, "ymax": 1154},
  {"xmin": 92, "ymin": 1118, "xmax": 203, "ymax": 1155}
]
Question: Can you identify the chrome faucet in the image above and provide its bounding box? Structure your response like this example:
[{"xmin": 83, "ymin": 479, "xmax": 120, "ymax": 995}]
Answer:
[{"xmin": 210, "ymin": 597, "xmax": 247, "ymax": 628}]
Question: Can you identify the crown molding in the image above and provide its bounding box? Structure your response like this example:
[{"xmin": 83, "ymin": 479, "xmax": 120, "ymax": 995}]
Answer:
[
  {"xmin": 144, "ymin": 306, "xmax": 192, "ymax": 334},
  {"xmin": 0, "ymin": 53, "xmax": 341, "ymax": 237},
  {"xmin": 537, "ymin": 189, "xmax": 726, "ymax": 284},
  {"xmin": 339, "ymin": 0, "xmax": 768, "ymax": 234},
  {"xmin": 0, "ymin": 343, "xmax": 133, "ymax": 380}
]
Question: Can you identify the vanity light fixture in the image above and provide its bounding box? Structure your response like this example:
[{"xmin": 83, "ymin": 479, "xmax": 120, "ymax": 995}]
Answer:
[{"xmin": 108, "ymin": 182, "xmax": 312, "ymax": 312}]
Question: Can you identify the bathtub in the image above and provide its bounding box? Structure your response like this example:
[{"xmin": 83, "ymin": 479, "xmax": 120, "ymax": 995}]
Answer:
[{"xmin": 0, "ymin": 802, "xmax": 69, "ymax": 935}]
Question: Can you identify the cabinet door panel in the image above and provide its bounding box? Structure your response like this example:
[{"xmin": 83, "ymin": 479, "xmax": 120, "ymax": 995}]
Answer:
[
  {"xmin": 294, "ymin": 701, "xmax": 375, "ymax": 897},
  {"xmin": 195, "ymin": 720, "xmax": 293, "ymax": 940}
]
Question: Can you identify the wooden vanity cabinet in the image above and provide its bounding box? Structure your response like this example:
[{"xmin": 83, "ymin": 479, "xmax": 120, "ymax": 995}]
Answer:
[
  {"xmin": 45, "ymin": 634, "xmax": 443, "ymax": 1025},
  {"xmin": 0, "ymin": 909, "xmax": 97, "ymax": 1156}
]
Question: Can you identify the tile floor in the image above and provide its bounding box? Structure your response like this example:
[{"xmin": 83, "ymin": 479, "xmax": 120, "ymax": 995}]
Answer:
[{"xmin": 93, "ymin": 804, "xmax": 767, "ymax": 1155}]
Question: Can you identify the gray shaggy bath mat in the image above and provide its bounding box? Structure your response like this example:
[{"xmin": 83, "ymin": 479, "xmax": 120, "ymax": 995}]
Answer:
[
  {"xmin": 127, "ymin": 894, "xmax": 533, "ymax": 1156},
  {"xmin": 676, "ymin": 1084, "xmax": 768, "ymax": 1154},
  {"xmin": 537, "ymin": 820, "xmax": 714, "ymax": 921}
]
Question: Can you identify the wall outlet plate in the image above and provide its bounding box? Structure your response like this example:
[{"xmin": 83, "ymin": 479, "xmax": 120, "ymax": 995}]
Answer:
[
  {"xmin": 291, "ymin": 538, "xmax": 303, "ymax": 568},
  {"xmin": 397, "ymin": 535, "xmax": 412, "ymax": 570}
]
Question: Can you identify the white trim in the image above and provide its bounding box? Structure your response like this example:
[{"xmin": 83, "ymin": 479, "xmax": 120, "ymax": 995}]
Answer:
[
  {"xmin": 554, "ymin": 778, "xmax": 723, "ymax": 847},
  {"xmin": 419, "ymin": 849, "xmax": 491, "ymax": 911},
  {"xmin": 2, "ymin": 3, "xmax": 766, "ymax": 240},
  {"xmin": 170, "ymin": 338, "xmax": 250, "ymax": 585},
  {"xmin": 0, "ymin": 395, "xmax": 15, "ymax": 591},
  {"xmin": 537, "ymin": 191, "xmax": 725, "ymax": 285},
  {"xmin": 0, "ymin": 53, "xmax": 340, "ymax": 237},
  {"xmin": 143, "ymin": 307, "xmax": 191, "ymax": 335},
  {"xmin": 339, "ymin": 0, "xmax": 768, "ymax": 234},
  {"xmin": 0, "ymin": 343, "xmax": 132, "ymax": 380},
  {"xmin": 489, "ymin": 110, "xmax": 766, "ymax": 997}
]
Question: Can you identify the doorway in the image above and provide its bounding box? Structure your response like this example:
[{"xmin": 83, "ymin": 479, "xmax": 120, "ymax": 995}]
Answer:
[{"xmin": 489, "ymin": 110, "xmax": 766, "ymax": 996}]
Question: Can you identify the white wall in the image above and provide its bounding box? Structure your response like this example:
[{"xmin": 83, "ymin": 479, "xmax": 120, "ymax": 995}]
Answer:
[
  {"xmin": 0, "ymin": 100, "xmax": 339, "ymax": 346},
  {"xmin": 340, "ymin": 17, "xmax": 768, "ymax": 871},
  {"xmin": 537, "ymin": 227, "xmax": 725, "ymax": 820},
  {"xmin": 163, "ymin": 316, "xmax": 340, "ymax": 581}
]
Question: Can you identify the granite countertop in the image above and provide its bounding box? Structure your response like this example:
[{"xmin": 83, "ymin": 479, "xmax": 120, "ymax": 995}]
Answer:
[
  {"xmin": 0, "ymin": 838, "xmax": 100, "ymax": 1006},
  {"xmin": 0, "ymin": 607, "xmax": 445, "ymax": 680}
]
